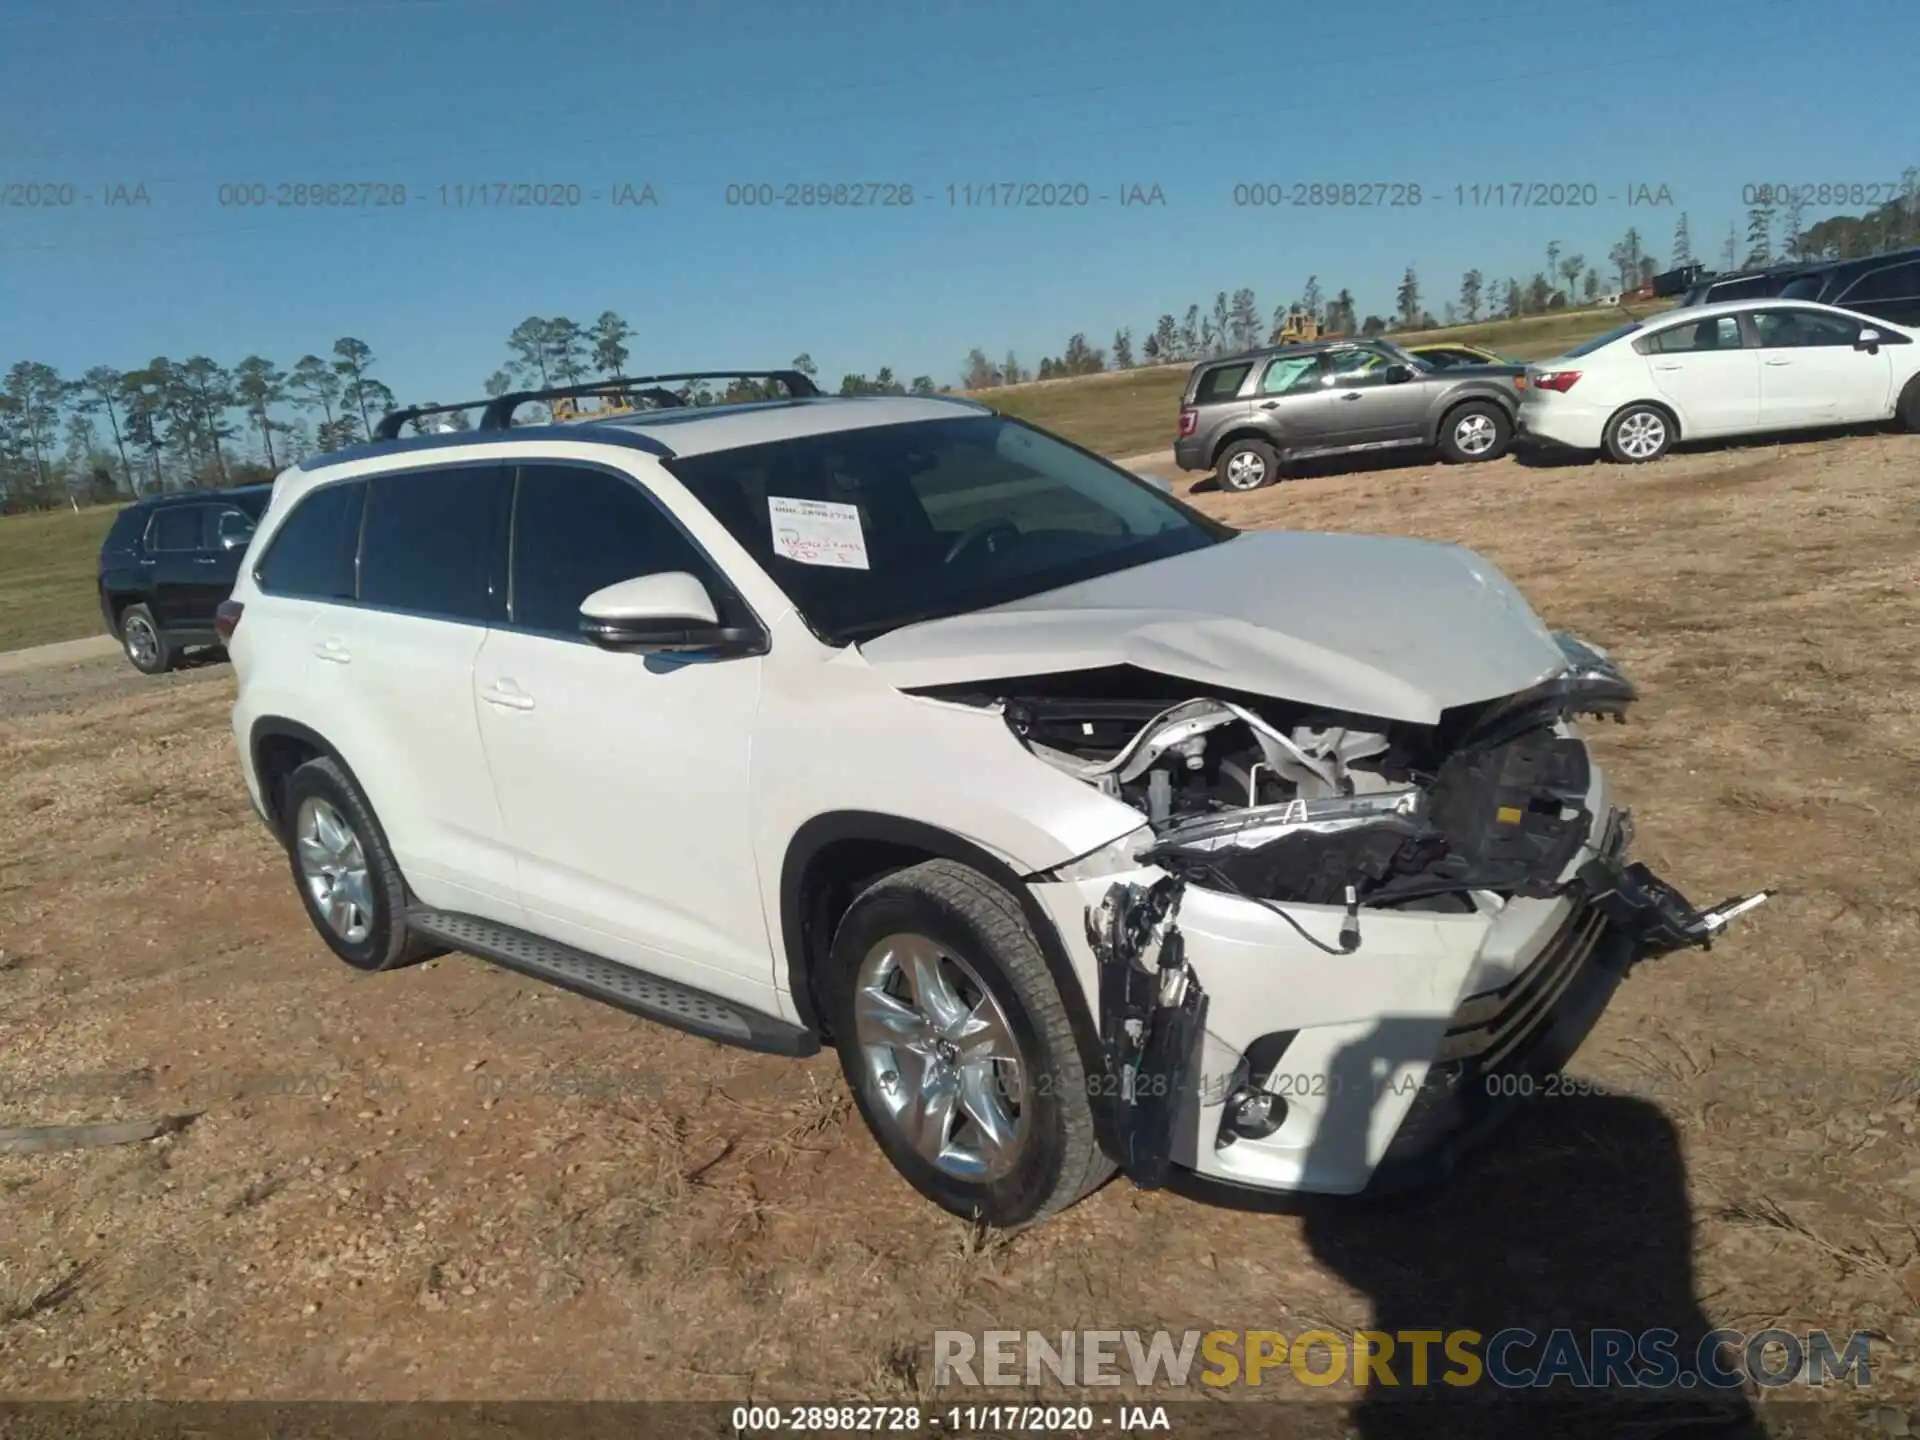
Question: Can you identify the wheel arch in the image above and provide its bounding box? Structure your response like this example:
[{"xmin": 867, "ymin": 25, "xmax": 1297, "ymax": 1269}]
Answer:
[
  {"xmin": 247, "ymin": 716, "xmax": 374, "ymax": 838},
  {"xmin": 1209, "ymin": 427, "xmax": 1281, "ymax": 467},
  {"xmin": 778, "ymin": 811, "xmax": 1108, "ymax": 1113},
  {"xmin": 1436, "ymin": 387, "xmax": 1517, "ymax": 433}
]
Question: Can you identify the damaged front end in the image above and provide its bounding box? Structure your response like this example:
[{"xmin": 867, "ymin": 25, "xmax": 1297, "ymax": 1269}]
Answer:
[{"xmin": 951, "ymin": 634, "xmax": 1770, "ymax": 1191}]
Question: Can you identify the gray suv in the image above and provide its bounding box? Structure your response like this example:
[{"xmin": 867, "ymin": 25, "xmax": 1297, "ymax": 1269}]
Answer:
[{"xmin": 1174, "ymin": 339, "xmax": 1526, "ymax": 491}]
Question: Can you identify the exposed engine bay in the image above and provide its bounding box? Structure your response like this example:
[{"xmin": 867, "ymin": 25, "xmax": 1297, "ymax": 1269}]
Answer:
[{"xmin": 921, "ymin": 633, "xmax": 1647, "ymax": 913}]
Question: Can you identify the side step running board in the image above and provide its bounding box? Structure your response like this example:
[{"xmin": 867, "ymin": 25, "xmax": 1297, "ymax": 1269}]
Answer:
[{"xmin": 406, "ymin": 907, "xmax": 819, "ymax": 1057}]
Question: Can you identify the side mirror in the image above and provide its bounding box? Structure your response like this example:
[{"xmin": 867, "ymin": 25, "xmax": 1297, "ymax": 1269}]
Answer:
[
  {"xmin": 578, "ymin": 572, "xmax": 759, "ymax": 656},
  {"xmin": 221, "ymin": 530, "xmax": 251, "ymax": 551},
  {"xmin": 1856, "ymin": 328, "xmax": 1882, "ymax": 353},
  {"xmin": 1384, "ymin": 364, "xmax": 1415, "ymax": 384}
]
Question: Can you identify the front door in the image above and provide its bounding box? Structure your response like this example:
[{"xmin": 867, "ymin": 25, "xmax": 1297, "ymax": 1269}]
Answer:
[
  {"xmin": 1748, "ymin": 307, "xmax": 1893, "ymax": 427},
  {"xmin": 143, "ymin": 504, "xmax": 208, "ymax": 628},
  {"xmin": 472, "ymin": 461, "xmax": 777, "ymax": 1011}
]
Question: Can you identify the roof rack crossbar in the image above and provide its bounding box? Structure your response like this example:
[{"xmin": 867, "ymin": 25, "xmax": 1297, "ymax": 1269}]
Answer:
[
  {"xmin": 372, "ymin": 369, "xmax": 820, "ymax": 444},
  {"xmin": 477, "ymin": 370, "xmax": 820, "ymax": 431}
]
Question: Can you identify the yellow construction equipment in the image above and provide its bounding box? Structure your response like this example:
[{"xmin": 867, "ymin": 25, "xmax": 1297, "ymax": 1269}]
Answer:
[
  {"xmin": 549, "ymin": 391, "xmax": 638, "ymax": 422},
  {"xmin": 1275, "ymin": 309, "xmax": 1323, "ymax": 344}
]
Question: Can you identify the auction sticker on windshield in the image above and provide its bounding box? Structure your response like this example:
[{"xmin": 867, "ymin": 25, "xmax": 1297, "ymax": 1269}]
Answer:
[{"xmin": 769, "ymin": 496, "xmax": 870, "ymax": 569}]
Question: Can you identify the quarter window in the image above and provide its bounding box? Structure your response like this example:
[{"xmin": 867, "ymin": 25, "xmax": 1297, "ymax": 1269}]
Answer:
[
  {"xmin": 1193, "ymin": 364, "xmax": 1252, "ymax": 403},
  {"xmin": 509, "ymin": 464, "xmax": 718, "ymax": 636},
  {"xmin": 256, "ymin": 481, "xmax": 365, "ymax": 600}
]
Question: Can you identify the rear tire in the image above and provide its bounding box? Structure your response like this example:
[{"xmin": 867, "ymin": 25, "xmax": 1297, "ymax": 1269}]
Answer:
[
  {"xmin": 281, "ymin": 756, "xmax": 443, "ymax": 973},
  {"xmin": 1896, "ymin": 376, "xmax": 1920, "ymax": 433},
  {"xmin": 1602, "ymin": 404, "xmax": 1674, "ymax": 463},
  {"xmin": 1216, "ymin": 438, "xmax": 1281, "ymax": 492},
  {"xmin": 119, "ymin": 604, "xmax": 172, "ymax": 676},
  {"xmin": 1437, "ymin": 401, "xmax": 1512, "ymax": 463},
  {"xmin": 826, "ymin": 860, "xmax": 1113, "ymax": 1226}
]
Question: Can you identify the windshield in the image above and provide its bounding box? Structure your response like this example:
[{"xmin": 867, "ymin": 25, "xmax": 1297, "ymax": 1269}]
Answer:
[
  {"xmin": 1561, "ymin": 322, "xmax": 1644, "ymax": 357},
  {"xmin": 665, "ymin": 414, "xmax": 1233, "ymax": 645}
]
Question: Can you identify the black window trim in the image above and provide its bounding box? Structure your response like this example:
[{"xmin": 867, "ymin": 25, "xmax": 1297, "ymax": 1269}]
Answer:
[{"xmin": 497, "ymin": 457, "xmax": 770, "ymax": 650}]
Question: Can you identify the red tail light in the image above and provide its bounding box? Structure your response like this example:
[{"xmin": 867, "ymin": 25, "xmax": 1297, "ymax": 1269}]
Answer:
[
  {"xmin": 1532, "ymin": 370, "xmax": 1582, "ymax": 393},
  {"xmin": 214, "ymin": 599, "xmax": 244, "ymax": 644},
  {"xmin": 1178, "ymin": 408, "xmax": 1198, "ymax": 437}
]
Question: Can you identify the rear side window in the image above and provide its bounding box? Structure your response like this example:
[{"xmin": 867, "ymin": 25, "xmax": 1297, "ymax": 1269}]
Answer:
[
  {"xmin": 256, "ymin": 480, "xmax": 365, "ymax": 600},
  {"xmin": 509, "ymin": 464, "xmax": 717, "ymax": 636},
  {"xmin": 359, "ymin": 465, "xmax": 509, "ymax": 623},
  {"xmin": 1637, "ymin": 316, "xmax": 1742, "ymax": 353},
  {"xmin": 1193, "ymin": 363, "xmax": 1251, "ymax": 403},
  {"xmin": 148, "ymin": 506, "xmax": 203, "ymax": 552}
]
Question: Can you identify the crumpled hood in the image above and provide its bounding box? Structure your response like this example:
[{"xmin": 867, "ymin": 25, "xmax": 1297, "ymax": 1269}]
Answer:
[{"xmin": 858, "ymin": 530, "xmax": 1571, "ymax": 723}]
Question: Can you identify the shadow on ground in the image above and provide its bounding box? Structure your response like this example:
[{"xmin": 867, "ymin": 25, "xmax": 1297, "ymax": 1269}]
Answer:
[{"xmin": 1170, "ymin": 1017, "xmax": 1767, "ymax": 1438}]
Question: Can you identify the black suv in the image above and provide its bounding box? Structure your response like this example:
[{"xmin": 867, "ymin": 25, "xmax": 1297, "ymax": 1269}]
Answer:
[
  {"xmin": 1770, "ymin": 246, "xmax": 1920, "ymax": 329},
  {"xmin": 97, "ymin": 484, "xmax": 273, "ymax": 673}
]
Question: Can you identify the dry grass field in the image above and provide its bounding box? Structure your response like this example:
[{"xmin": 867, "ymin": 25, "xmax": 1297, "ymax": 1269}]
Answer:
[{"xmin": 2, "ymin": 427, "xmax": 1917, "ymax": 1435}]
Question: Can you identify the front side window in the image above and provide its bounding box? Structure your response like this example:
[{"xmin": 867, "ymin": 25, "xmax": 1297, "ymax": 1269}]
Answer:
[
  {"xmin": 509, "ymin": 464, "xmax": 721, "ymax": 636},
  {"xmin": 1322, "ymin": 346, "xmax": 1393, "ymax": 387},
  {"xmin": 665, "ymin": 414, "xmax": 1230, "ymax": 645},
  {"xmin": 359, "ymin": 465, "xmax": 509, "ymax": 623},
  {"xmin": 205, "ymin": 505, "xmax": 256, "ymax": 550},
  {"xmin": 1750, "ymin": 309, "xmax": 1860, "ymax": 348},
  {"xmin": 256, "ymin": 481, "xmax": 364, "ymax": 600},
  {"xmin": 148, "ymin": 506, "xmax": 204, "ymax": 552},
  {"xmin": 1843, "ymin": 262, "xmax": 1920, "ymax": 304}
]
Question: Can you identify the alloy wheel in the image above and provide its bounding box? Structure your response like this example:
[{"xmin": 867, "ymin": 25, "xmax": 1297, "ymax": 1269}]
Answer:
[
  {"xmin": 1224, "ymin": 451, "xmax": 1268, "ymax": 489},
  {"xmin": 853, "ymin": 932, "xmax": 1030, "ymax": 1181},
  {"xmin": 295, "ymin": 796, "xmax": 374, "ymax": 944},
  {"xmin": 124, "ymin": 615, "xmax": 159, "ymax": 669},
  {"xmin": 1617, "ymin": 411, "xmax": 1667, "ymax": 459},
  {"xmin": 1454, "ymin": 412, "xmax": 1498, "ymax": 455}
]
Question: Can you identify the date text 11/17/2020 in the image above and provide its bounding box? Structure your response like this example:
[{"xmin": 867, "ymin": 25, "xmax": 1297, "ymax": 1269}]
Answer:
[{"xmin": 1230, "ymin": 181, "xmax": 1677, "ymax": 208}]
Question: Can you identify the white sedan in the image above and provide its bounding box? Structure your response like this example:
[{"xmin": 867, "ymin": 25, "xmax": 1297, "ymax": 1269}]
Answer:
[{"xmin": 1518, "ymin": 299, "xmax": 1920, "ymax": 462}]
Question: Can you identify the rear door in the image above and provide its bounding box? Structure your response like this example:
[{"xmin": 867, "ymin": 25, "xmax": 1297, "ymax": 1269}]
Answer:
[
  {"xmin": 142, "ymin": 504, "xmax": 208, "ymax": 628},
  {"xmin": 1747, "ymin": 307, "xmax": 1891, "ymax": 426},
  {"xmin": 1638, "ymin": 314, "xmax": 1761, "ymax": 437},
  {"xmin": 306, "ymin": 462, "xmax": 522, "ymax": 923},
  {"xmin": 1249, "ymin": 351, "xmax": 1336, "ymax": 449}
]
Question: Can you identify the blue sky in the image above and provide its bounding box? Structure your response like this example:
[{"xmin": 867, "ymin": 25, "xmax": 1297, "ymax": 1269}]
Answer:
[{"xmin": 1, "ymin": 0, "xmax": 1913, "ymax": 406}]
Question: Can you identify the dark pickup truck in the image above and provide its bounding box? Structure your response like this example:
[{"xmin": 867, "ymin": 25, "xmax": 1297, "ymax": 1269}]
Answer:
[
  {"xmin": 97, "ymin": 484, "xmax": 272, "ymax": 674},
  {"xmin": 1174, "ymin": 338, "xmax": 1526, "ymax": 491}
]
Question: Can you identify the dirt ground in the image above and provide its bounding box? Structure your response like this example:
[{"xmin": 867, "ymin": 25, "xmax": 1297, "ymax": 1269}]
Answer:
[{"xmin": 3, "ymin": 432, "xmax": 1919, "ymax": 1427}]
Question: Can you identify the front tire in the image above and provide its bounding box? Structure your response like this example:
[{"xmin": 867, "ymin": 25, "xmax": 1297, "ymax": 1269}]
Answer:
[
  {"xmin": 119, "ymin": 604, "xmax": 172, "ymax": 675},
  {"xmin": 281, "ymin": 756, "xmax": 442, "ymax": 972},
  {"xmin": 1437, "ymin": 401, "xmax": 1512, "ymax": 463},
  {"xmin": 827, "ymin": 860, "xmax": 1113, "ymax": 1226},
  {"xmin": 1216, "ymin": 437, "xmax": 1281, "ymax": 492},
  {"xmin": 1603, "ymin": 404, "xmax": 1674, "ymax": 463}
]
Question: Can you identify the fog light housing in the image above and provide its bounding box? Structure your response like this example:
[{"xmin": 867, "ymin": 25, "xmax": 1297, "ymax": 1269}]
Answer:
[{"xmin": 1218, "ymin": 1084, "xmax": 1287, "ymax": 1146}]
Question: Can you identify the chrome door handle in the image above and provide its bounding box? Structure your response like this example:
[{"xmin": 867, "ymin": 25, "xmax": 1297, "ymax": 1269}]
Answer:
[
  {"xmin": 481, "ymin": 682, "xmax": 534, "ymax": 711},
  {"xmin": 312, "ymin": 637, "xmax": 351, "ymax": 663},
  {"xmin": 1258, "ymin": 401, "xmax": 1280, "ymax": 410},
  {"xmin": 194, "ymin": 556, "xmax": 220, "ymax": 565},
  {"xmin": 1340, "ymin": 391, "xmax": 1363, "ymax": 401}
]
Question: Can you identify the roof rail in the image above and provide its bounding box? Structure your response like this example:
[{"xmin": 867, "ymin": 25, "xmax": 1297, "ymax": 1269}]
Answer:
[{"xmin": 373, "ymin": 370, "xmax": 821, "ymax": 442}]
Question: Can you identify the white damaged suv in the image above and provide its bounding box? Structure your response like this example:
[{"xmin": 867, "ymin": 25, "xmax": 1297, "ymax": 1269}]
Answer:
[{"xmin": 220, "ymin": 371, "xmax": 1767, "ymax": 1226}]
